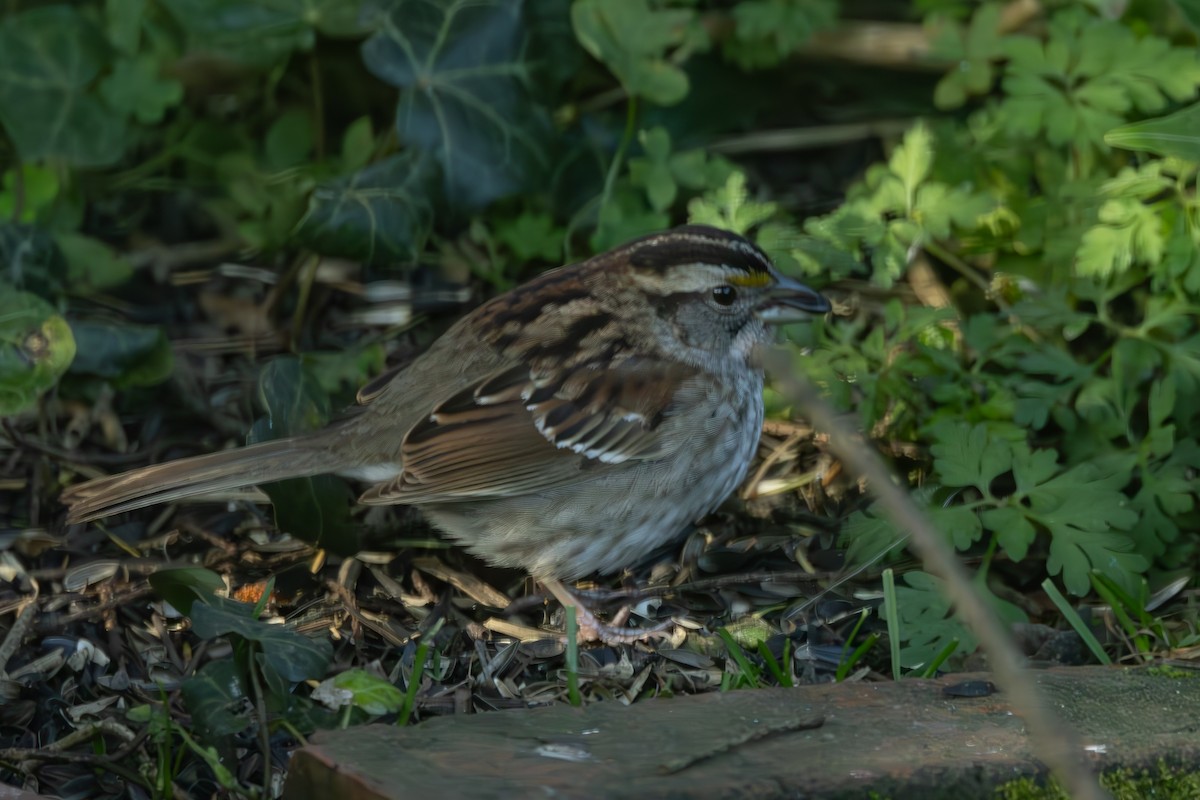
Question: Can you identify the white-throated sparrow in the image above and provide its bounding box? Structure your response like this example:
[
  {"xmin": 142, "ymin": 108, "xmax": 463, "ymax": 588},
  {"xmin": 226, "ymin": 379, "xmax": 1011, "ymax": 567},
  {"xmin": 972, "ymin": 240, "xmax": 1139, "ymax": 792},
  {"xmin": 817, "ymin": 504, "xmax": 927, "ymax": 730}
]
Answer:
[{"xmin": 62, "ymin": 225, "xmax": 830, "ymax": 642}]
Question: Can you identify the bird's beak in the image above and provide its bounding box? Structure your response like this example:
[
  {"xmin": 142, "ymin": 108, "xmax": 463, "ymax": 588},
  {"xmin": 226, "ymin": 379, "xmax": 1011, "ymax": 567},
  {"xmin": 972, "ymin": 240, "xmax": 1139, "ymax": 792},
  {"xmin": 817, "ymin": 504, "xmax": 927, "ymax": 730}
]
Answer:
[{"xmin": 756, "ymin": 274, "xmax": 832, "ymax": 323}]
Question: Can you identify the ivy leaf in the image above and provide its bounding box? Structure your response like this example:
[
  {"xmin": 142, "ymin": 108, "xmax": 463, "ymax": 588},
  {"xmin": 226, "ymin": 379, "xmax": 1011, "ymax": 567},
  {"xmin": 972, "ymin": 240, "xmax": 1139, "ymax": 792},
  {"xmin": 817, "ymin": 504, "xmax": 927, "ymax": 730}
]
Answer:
[
  {"xmin": 362, "ymin": 0, "xmax": 553, "ymax": 211},
  {"xmin": 163, "ymin": 0, "xmax": 365, "ymax": 66},
  {"xmin": 191, "ymin": 597, "xmax": 333, "ymax": 683},
  {"xmin": 180, "ymin": 659, "xmax": 251, "ymax": 747},
  {"xmin": 571, "ymin": 0, "xmax": 695, "ymax": 106},
  {"xmin": 68, "ymin": 321, "xmax": 173, "ymax": 388},
  {"xmin": 249, "ymin": 358, "xmax": 359, "ymax": 556},
  {"xmin": 0, "ymin": 6, "xmax": 126, "ymax": 166},
  {"xmin": 295, "ymin": 151, "xmax": 438, "ymax": 265},
  {"xmin": 0, "ymin": 223, "xmax": 68, "ymax": 296}
]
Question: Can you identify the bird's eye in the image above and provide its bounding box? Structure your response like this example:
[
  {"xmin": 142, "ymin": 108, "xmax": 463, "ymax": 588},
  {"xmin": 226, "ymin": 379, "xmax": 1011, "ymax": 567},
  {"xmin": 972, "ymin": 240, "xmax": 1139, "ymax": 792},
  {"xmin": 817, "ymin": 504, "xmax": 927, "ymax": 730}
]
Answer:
[{"xmin": 712, "ymin": 285, "xmax": 737, "ymax": 306}]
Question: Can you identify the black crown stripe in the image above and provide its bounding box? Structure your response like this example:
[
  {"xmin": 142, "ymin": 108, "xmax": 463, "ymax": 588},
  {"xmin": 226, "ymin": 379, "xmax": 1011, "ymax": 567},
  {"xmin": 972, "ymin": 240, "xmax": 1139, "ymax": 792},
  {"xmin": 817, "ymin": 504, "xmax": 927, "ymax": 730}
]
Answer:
[{"xmin": 625, "ymin": 225, "xmax": 772, "ymax": 274}]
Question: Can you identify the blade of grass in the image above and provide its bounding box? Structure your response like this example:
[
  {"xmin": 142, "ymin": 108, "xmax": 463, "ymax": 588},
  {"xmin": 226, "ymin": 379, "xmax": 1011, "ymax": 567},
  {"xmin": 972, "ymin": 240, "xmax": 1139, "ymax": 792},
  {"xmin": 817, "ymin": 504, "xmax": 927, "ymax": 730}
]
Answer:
[
  {"xmin": 1088, "ymin": 576, "xmax": 1147, "ymax": 653},
  {"xmin": 756, "ymin": 641, "xmax": 793, "ymax": 688},
  {"xmin": 920, "ymin": 638, "xmax": 959, "ymax": 678},
  {"xmin": 566, "ymin": 607, "xmax": 581, "ymax": 707},
  {"xmin": 718, "ymin": 628, "xmax": 763, "ymax": 689},
  {"xmin": 836, "ymin": 633, "xmax": 879, "ymax": 682},
  {"xmin": 882, "ymin": 568, "xmax": 902, "ymax": 681},
  {"xmin": 1043, "ymin": 578, "xmax": 1111, "ymax": 665},
  {"xmin": 397, "ymin": 639, "xmax": 431, "ymax": 726}
]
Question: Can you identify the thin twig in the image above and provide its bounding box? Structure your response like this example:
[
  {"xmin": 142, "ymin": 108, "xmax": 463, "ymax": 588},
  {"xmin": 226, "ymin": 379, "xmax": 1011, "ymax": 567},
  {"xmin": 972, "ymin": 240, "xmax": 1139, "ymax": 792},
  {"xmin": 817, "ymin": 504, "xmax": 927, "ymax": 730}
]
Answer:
[{"xmin": 766, "ymin": 347, "xmax": 1108, "ymax": 800}]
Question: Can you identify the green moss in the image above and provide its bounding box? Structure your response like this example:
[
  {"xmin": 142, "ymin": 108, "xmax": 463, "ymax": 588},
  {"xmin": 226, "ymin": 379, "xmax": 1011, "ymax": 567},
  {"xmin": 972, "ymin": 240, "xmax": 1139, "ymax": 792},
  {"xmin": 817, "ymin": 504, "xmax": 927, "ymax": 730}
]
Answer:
[
  {"xmin": 1144, "ymin": 664, "xmax": 1197, "ymax": 679},
  {"xmin": 997, "ymin": 761, "xmax": 1200, "ymax": 799}
]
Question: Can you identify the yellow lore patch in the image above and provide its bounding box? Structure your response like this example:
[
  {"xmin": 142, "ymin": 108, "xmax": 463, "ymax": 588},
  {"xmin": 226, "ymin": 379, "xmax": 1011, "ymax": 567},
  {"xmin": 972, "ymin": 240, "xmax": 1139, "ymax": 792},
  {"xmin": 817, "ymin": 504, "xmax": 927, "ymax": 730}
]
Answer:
[{"xmin": 728, "ymin": 271, "xmax": 772, "ymax": 288}]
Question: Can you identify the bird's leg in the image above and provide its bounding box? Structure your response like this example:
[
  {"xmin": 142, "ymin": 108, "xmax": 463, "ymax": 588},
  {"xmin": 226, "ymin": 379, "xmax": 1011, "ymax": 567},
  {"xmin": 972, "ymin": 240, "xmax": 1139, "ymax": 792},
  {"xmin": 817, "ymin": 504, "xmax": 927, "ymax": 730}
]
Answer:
[{"xmin": 542, "ymin": 578, "xmax": 673, "ymax": 645}]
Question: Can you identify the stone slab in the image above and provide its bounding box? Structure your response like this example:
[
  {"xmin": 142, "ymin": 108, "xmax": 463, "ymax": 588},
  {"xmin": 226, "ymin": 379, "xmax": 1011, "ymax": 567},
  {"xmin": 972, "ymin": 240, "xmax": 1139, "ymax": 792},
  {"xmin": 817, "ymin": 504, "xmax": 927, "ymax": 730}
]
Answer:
[{"xmin": 283, "ymin": 665, "xmax": 1200, "ymax": 799}]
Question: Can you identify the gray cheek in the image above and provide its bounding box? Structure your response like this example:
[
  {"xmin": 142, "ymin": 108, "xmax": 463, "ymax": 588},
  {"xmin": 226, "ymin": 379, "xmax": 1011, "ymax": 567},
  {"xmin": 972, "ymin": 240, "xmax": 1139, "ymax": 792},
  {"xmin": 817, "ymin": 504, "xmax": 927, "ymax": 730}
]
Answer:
[{"xmin": 672, "ymin": 303, "xmax": 744, "ymax": 351}]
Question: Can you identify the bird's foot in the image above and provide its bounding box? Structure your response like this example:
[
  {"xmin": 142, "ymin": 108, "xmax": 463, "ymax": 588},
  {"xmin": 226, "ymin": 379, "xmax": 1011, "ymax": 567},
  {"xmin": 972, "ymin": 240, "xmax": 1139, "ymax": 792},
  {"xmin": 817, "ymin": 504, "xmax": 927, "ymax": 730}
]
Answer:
[{"xmin": 542, "ymin": 578, "xmax": 672, "ymax": 646}]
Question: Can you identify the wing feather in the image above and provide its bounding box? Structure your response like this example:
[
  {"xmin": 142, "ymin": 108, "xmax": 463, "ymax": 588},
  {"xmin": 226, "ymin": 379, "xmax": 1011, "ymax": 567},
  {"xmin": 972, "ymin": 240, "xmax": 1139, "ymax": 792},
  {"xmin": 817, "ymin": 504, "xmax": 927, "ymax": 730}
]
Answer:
[{"xmin": 357, "ymin": 359, "xmax": 696, "ymax": 505}]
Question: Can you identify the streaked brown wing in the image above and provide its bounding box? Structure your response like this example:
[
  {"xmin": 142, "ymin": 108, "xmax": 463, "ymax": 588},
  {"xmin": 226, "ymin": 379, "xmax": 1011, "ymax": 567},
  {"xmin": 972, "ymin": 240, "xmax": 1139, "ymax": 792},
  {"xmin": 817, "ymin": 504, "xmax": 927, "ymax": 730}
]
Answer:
[{"xmin": 357, "ymin": 358, "xmax": 696, "ymax": 505}]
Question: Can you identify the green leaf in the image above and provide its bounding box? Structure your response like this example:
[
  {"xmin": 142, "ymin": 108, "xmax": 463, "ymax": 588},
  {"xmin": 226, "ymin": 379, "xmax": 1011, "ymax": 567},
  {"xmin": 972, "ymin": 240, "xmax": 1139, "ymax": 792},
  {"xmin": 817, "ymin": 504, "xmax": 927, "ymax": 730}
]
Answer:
[
  {"xmin": 629, "ymin": 128, "xmax": 679, "ymax": 212},
  {"xmin": 191, "ymin": 597, "xmax": 332, "ymax": 682},
  {"xmin": 362, "ymin": 0, "xmax": 553, "ymax": 210},
  {"xmin": 340, "ymin": 116, "xmax": 376, "ymax": 172},
  {"xmin": 149, "ymin": 567, "xmax": 227, "ymax": 616},
  {"xmin": 494, "ymin": 212, "xmax": 563, "ymax": 262},
  {"xmin": 932, "ymin": 3, "xmax": 1005, "ymax": 109},
  {"xmin": 180, "ymin": 659, "xmax": 252, "ymax": 746},
  {"xmin": 571, "ymin": 0, "xmax": 694, "ymax": 105},
  {"xmin": 1105, "ymin": 101, "xmax": 1200, "ymax": 161},
  {"xmin": 932, "ymin": 504, "xmax": 984, "ymax": 550},
  {"xmin": 302, "ymin": 346, "xmax": 387, "ymax": 399},
  {"xmin": 889, "ymin": 123, "xmax": 933, "ymax": 212},
  {"xmin": 1075, "ymin": 198, "xmax": 1164, "ymax": 279},
  {"xmin": 323, "ymin": 669, "xmax": 406, "ymax": 715},
  {"xmin": 1022, "ymin": 455, "xmax": 1143, "ymax": 595},
  {"xmin": 265, "ymin": 108, "xmax": 316, "ymax": 170},
  {"xmin": 723, "ymin": 0, "xmax": 836, "ymax": 70},
  {"xmin": 981, "ymin": 506, "xmax": 1037, "ymax": 562},
  {"xmin": 1174, "ymin": 0, "xmax": 1200, "ymax": 33},
  {"xmin": 0, "ymin": 165, "xmax": 60, "ymax": 224},
  {"xmin": 687, "ymin": 172, "xmax": 776, "ymax": 234},
  {"xmin": 249, "ymin": 358, "xmax": 359, "ymax": 555},
  {"xmin": 928, "ymin": 421, "xmax": 1012, "ymax": 495},
  {"xmin": 55, "ymin": 233, "xmax": 134, "ymax": 294},
  {"xmin": 840, "ymin": 505, "xmax": 906, "ymax": 567},
  {"xmin": 0, "ymin": 290, "xmax": 76, "ymax": 416},
  {"xmin": 295, "ymin": 151, "xmax": 438, "ymax": 265},
  {"xmin": 106, "ymin": 0, "xmax": 146, "ymax": 54},
  {"xmin": 98, "ymin": 56, "xmax": 184, "ymax": 125},
  {"xmin": 0, "ymin": 223, "xmax": 68, "ymax": 296},
  {"xmin": 628, "ymin": 127, "xmax": 726, "ymax": 213},
  {"xmin": 163, "ymin": 0, "xmax": 364, "ymax": 66},
  {"xmin": 591, "ymin": 186, "xmax": 670, "ymax": 251},
  {"xmin": 890, "ymin": 571, "xmax": 1027, "ymax": 670},
  {"xmin": 1131, "ymin": 440, "xmax": 1200, "ymax": 557},
  {"xmin": 0, "ymin": 6, "xmax": 126, "ymax": 166},
  {"xmin": 68, "ymin": 321, "xmax": 173, "ymax": 387},
  {"xmin": 997, "ymin": 12, "xmax": 1200, "ymax": 150}
]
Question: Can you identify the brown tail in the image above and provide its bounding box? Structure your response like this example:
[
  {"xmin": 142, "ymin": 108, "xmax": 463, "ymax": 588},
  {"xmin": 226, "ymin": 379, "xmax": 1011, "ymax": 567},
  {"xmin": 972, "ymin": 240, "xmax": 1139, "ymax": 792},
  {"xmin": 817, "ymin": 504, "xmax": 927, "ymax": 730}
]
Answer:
[{"xmin": 62, "ymin": 435, "xmax": 350, "ymax": 523}]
